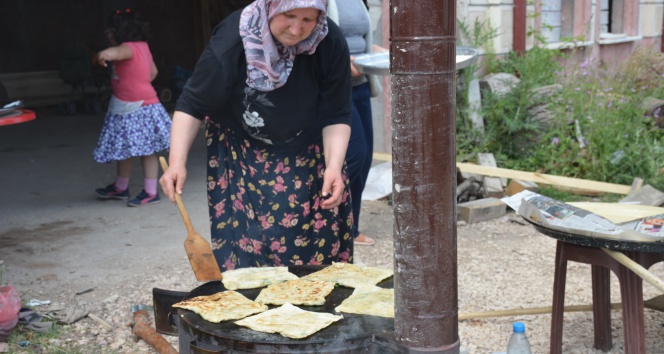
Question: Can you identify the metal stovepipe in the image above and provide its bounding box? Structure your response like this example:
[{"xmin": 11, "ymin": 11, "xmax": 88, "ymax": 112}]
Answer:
[{"xmin": 390, "ymin": 0, "xmax": 459, "ymax": 352}]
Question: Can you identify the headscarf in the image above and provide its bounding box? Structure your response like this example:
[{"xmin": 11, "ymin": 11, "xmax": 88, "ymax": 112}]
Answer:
[{"xmin": 239, "ymin": 0, "xmax": 328, "ymax": 91}]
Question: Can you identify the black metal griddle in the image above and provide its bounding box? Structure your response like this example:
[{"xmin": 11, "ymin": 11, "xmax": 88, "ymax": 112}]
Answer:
[{"xmin": 173, "ymin": 265, "xmax": 394, "ymax": 354}]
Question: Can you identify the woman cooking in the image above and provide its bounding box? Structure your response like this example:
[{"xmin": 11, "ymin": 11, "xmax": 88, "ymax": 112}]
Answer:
[{"xmin": 160, "ymin": 0, "xmax": 354, "ymax": 270}]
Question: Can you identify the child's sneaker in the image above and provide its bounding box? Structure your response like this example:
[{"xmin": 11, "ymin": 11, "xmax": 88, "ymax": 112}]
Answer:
[
  {"xmin": 127, "ymin": 190, "xmax": 161, "ymax": 207},
  {"xmin": 95, "ymin": 184, "xmax": 129, "ymax": 200}
]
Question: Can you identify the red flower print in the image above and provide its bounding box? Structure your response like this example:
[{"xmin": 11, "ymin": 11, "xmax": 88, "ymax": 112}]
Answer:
[
  {"xmin": 259, "ymin": 214, "xmax": 272, "ymax": 229},
  {"xmin": 281, "ymin": 213, "xmax": 294, "ymax": 228},
  {"xmin": 218, "ymin": 176, "xmax": 228, "ymax": 190},
  {"xmin": 331, "ymin": 241, "xmax": 339, "ymax": 256},
  {"xmin": 233, "ymin": 198, "xmax": 244, "ymax": 211},
  {"xmin": 273, "ymin": 183, "xmax": 286, "ymax": 193},
  {"xmin": 224, "ymin": 258, "xmax": 235, "ymax": 270},
  {"xmin": 270, "ymin": 240, "xmax": 281, "ymax": 251},
  {"xmin": 255, "ymin": 150, "xmax": 266, "ymax": 163},
  {"xmin": 251, "ymin": 239, "xmax": 262, "ymax": 254},
  {"xmin": 214, "ymin": 201, "xmax": 226, "ymax": 218},
  {"xmin": 302, "ymin": 201, "xmax": 310, "ymax": 216},
  {"xmin": 275, "ymin": 161, "xmax": 285, "ymax": 173},
  {"xmin": 314, "ymin": 218, "xmax": 327, "ymax": 231},
  {"xmin": 273, "ymin": 254, "xmax": 282, "ymax": 266}
]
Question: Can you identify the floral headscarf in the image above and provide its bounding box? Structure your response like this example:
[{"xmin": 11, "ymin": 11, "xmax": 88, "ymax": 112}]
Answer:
[{"xmin": 239, "ymin": 0, "xmax": 328, "ymax": 91}]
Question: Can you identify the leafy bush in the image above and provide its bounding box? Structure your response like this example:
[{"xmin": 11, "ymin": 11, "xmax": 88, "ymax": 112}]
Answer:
[{"xmin": 456, "ymin": 45, "xmax": 664, "ymax": 192}]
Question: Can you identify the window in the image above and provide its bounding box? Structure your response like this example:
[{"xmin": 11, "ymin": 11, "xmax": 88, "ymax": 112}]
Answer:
[{"xmin": 540, "ymin": 0, "xmax": 574, "ymax": 43}]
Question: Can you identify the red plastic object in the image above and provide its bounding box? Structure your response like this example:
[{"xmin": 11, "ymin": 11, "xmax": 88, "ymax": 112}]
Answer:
[
  {"xmin": 0, "ymin": 285, "xmax": 21, "ymax": 341},
  {"xmin": 0, "ymin": 109, "xmax": 36, "ymax": 126}
]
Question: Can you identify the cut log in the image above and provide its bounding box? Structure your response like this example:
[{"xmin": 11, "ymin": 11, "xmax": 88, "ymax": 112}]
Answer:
[
  {"xmin": 457, "ymin": 197, "xmax": 506, "ymax": 224},
  {"xmin": 506, "ymin": 179, "xmax": 540, "ymax": 196}
]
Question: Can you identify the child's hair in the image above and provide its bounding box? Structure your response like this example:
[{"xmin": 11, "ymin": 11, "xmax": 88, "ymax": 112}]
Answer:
[{"xmin": 108, "ymin": 9, "xmax": 151, "ymax": 43}]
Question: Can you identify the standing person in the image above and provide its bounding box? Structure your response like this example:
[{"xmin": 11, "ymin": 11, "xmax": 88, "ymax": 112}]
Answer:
[
  {"xmin": 160, "ymin": 0, "xmax": 354, "ymax": 270},
  {"xmin": 94, "ymin": 9, "xmax": 172, "ymax": 207},
  {"xmin": 328, "ymin": 0, "xmax": 385, "ymax": 246}
]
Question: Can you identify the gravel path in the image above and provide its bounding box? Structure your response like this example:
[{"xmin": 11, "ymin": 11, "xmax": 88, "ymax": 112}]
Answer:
[{"xmin": 5, "ymin": 200, "xmax": 664, "ymax": 353}]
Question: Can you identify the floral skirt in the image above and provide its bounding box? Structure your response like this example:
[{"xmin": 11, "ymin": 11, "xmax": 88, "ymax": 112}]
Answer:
[
  {"xmin": 93, "ymin": 103, "xmax": 172, "ymax": 163},
  {"xmin": 206, "ymin": 121, "xmax": 354, "ymax": 270}
]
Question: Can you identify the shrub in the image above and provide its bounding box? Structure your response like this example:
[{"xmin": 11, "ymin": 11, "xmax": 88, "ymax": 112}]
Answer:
[{"xmin": 456, "ymin": 45, "xmax": 664, "ymax": 192}]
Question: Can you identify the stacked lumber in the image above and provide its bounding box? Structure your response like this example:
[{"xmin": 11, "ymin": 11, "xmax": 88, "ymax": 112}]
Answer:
[{"xmin": 372, "ymin": 151, "xmax": 663, "ymax": 224}]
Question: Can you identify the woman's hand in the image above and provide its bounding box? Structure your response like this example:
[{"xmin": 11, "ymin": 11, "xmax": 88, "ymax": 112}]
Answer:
[
  {"xmin": 321, "ymin": 123, "xmax": 351, "ymax": 209},
  {"xmin": 349, "ymin": 56, "xmax": 362, "ymax": 77},
  {"xmin": 321, "ymin": 166, "xmax": 344, "ymax": 209},
  {"xmin": 159, "ymin": 162, "xmax": 187, "ymax": 203}
]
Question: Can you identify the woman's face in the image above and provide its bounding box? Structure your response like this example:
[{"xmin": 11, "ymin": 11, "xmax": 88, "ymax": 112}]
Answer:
[{"xmin": 269, "ymin": 8, "xmax": 320, "ymax": 46}]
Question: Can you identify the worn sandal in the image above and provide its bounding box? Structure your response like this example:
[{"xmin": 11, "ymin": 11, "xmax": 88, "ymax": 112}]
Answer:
[
  {"xmin": 18, "ymin": 308, "xmax": 54, "ymax": 333},
  {"xmin": 354, "ymin": 234, "xmax": 375, "ymax": 246}
]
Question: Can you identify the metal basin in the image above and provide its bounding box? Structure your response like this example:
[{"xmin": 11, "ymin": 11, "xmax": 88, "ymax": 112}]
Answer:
[{"xmin": 354, "ymin": 46, "xmax": 478, "ymax": 76}]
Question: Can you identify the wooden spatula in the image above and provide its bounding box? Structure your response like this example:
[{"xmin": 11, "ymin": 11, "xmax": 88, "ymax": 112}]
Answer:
[{"xmin": 159, "ymin": 157, "xmax": 222, "ymax": 282}]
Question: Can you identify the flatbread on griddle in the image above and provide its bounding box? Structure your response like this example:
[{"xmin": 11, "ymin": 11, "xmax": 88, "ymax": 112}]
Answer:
[
  {"xmin": 173, "ymin": 290, "xmax": 268, "ymax": 323},
  {"xmin": 235, "ymin": 303, "xmax": 343, "ymax": 339},
  {"xmin": 301, "ymin": 262, "xmax": 393, "ymax": 288},
  {"xmin": 335, "ymin": 284, "xmax": 394, "ymax": 318},
  {"xmin": 221, "ymin": 266, "xmax": 299, "ymax": 290},
  {"xmin": 254, "ymin": 279, "xmax": 335, "ymax": 306}
]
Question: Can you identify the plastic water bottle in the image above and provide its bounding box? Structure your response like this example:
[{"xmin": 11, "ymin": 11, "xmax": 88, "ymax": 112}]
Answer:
[{"xmin": 506, "ymin": 322, "xmax": 532, "ymax": 354}]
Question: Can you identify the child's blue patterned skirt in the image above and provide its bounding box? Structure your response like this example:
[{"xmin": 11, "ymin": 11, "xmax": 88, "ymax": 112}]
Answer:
[{"xmin": 93, "ymin": 103, "xmax": 172, "ymax": 163}]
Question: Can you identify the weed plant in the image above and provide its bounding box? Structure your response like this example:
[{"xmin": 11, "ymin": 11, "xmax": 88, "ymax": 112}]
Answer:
[{"xmin": 456, "ymin": 43, "xmax": 664, "ymax": 191}]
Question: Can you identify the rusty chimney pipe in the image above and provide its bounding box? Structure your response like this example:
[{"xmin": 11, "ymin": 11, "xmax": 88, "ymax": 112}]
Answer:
[{"xmin": 390, "ymin": 0, "xmax": 459, "ymax": 352}]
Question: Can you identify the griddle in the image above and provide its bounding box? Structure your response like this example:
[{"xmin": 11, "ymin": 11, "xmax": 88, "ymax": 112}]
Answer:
[{"xmin": 177, "ymin": 264, "xmax": 394, "ymax": 353}]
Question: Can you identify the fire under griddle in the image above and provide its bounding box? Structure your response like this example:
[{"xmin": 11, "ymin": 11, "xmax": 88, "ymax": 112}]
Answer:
[{"xmin": 176, "ymin": 264, "xmax": 394, "ymax": 354}]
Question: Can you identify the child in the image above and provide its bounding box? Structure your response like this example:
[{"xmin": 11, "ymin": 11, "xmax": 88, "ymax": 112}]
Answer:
[{"xmin": 93, "ymin": 9, "xmax": 172, "ymax": 207}]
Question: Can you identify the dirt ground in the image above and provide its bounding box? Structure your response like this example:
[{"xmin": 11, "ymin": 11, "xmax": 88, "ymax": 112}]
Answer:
[{"xmin": 2, "ymin": 108, "xmax": 664, "ymax": 353}]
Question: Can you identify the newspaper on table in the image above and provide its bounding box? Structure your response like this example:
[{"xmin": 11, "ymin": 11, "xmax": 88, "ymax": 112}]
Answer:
[{"xmin": 501, "ymin": 190, "xmax": 664, "ymax": 242}]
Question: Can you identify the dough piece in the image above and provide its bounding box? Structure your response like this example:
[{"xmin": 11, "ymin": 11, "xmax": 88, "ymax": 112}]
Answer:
[
  {"xmin": 302, "ymin": 262, "xmax": 393, "ymax": 288},
  {"xmin": 335, "ymin": 284, "xmax": 394, "ymax": 318},
  {"xmin": 221, "ymin": 266, "xmax": 299, "ymax": 290},
  {"xmin": 173, "ymin": 290, "xmax": 268, "ymax": 323},
  {"xmin": 235, "ymin": 303, "xmax": 343, "ymax": 339},
  {"xmin": 254, "ymin": 279, "xmax": 336, "ymax": 306}
]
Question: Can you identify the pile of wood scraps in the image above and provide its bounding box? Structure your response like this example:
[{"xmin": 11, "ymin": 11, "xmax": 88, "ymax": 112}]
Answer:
[{"xmin": 371, "ymin": 151, "xmax": 664, "ymax": 224}]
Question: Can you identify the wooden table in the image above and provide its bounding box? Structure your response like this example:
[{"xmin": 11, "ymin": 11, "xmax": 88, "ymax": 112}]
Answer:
[{"xmin": 532, "ymin": 224, "xmax": 664, "ymax": 353}]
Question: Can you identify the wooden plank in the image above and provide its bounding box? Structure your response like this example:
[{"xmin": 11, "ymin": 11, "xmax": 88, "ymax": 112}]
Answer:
[
  {"xmin": 567, "ymin": 202, "xmax": 664, "ymax": 224},
  {"xmin": 456, "ymin": 163, "xmax": 631, "ymax": 195},
  {"xmin": 372, "ymin": 152, "xmax": 632, "ymax": 195}
]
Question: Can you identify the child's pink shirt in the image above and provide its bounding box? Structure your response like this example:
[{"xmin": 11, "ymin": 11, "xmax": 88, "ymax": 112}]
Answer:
[{"xmin": 111, "ymin": 41, "xmax": 159, "ymax": 105}]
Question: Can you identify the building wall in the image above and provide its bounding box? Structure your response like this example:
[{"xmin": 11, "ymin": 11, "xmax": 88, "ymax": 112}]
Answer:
[{"xmin": 457, "ymin": 0, "xmax": 663, "ymax": 65}]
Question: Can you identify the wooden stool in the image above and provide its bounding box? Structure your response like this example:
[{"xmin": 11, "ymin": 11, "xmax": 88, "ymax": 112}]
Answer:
[{"xmin": 550, "ymin": 241, "xmax": 664, "ymax": 353}]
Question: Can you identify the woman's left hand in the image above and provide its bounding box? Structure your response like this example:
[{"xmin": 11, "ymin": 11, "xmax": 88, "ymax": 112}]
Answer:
[
  {"xmin": 349, "ymin": 56, "xmax": 362, "ymax": 77},
  {"xmin": 321, "ymin": 123, "xmax": 351, "ymax": 209},
  {"xmin": 321, "ymin": 167, "xmax": 344, "ymax": 209}
]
